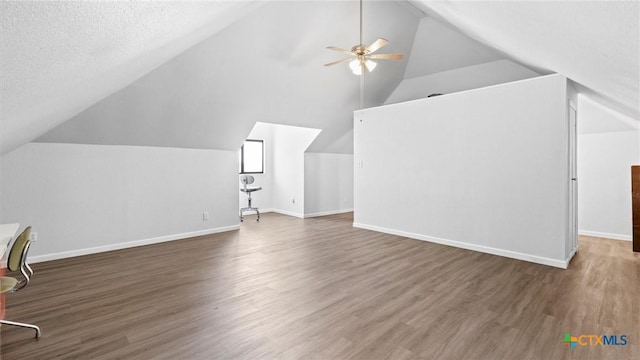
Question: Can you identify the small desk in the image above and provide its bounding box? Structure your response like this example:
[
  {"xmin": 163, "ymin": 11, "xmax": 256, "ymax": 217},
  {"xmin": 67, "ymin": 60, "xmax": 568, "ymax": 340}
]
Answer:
[{"xmin": 1, "ymin": 223, "xmax": 19, "ymax": 320}]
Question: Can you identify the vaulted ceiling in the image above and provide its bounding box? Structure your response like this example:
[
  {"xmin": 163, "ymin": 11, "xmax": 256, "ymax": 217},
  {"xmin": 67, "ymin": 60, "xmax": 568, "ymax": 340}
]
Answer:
[
  {"xmin": 1, "ymin": 1, "xmax": 638, "ymax": 155},
  {"xmin": 414, "ymin": 1, "xmax": 639, "ymax": 120},
  {"xmin": 33, "ymin": 1, "xmax": 420, "ymax": 154}
]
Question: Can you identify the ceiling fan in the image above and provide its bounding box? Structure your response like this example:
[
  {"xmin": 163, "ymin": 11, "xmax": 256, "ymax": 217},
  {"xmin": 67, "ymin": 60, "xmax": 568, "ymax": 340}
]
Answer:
[{"xmin": 324, "ymin": 0, "xmax": 404, "ymax": 75}]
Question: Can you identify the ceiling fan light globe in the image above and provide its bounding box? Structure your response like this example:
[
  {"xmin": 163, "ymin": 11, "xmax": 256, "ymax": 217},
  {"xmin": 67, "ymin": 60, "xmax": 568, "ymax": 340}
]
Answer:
[
  {"xmin": 365, "ymin": 59, "xmax": 377, "ymax": 72},
  {"xmin": 349, "ymin": 59, "xmax": 362, "ymax": 75}
]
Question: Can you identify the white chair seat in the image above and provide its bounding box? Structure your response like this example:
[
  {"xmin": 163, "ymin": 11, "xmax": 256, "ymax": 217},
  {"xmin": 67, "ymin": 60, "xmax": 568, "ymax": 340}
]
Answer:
[{"xmin": 240, "ymin": 186, "xmax": 262, "ymax": 193}]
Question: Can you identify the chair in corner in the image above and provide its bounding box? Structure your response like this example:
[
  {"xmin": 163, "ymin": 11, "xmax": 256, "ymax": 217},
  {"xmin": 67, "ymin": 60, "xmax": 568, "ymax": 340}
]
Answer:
[
  {"xmin": 0, "ymin": 226, "xmax": 41, "ymax": 338},
  {"xmin": 240, "ymin": 175, "xmax": 262, "ymax": 222}
]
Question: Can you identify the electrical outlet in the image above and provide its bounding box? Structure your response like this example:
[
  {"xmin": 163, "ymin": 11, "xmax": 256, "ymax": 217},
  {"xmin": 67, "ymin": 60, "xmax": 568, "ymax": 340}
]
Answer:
[
  {"xmin": 30, "ymin": 232, "xmax": 38, "ymax": 242},
  {"xmin": 292, "ymin": 196, "xmax": 296, "ymax": 204},
  {"xmin": 203, "ymin": 212, "xmax": 209, "ymax": 221}
]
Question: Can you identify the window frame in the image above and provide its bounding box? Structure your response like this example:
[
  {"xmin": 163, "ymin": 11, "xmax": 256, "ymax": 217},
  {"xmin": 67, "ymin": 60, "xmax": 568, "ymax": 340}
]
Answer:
[{"xmin": 239, "ymin": 139, "xmax": 264, "ymax": 174}]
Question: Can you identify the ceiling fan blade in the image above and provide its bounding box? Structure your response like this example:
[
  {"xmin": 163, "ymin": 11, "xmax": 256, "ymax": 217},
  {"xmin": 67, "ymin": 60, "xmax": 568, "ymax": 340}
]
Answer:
[
  {"xmin": 366, "ymin": 38, "xmax": 389, "ymax": 53},
  {"xmin": 327, "ymin": 46, "xmax": 354, "ymax": 55},
  {"xmin": 324, "ymin": 58, "xmax": 352, "ymax": 67},
  {"xmin": 369, "ymin": 53, "xmax": 404, "ymax": 60}
]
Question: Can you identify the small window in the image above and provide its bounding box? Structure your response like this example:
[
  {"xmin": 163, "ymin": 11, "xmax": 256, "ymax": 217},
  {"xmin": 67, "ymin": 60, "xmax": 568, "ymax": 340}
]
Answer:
[{"xmin": 240, "ymin": 139, "xmax": 264, "ymax": 174}]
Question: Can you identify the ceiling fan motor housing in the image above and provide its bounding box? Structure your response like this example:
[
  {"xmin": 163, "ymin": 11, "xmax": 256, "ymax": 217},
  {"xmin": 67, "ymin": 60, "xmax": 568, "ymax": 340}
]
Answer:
[{"xmin": 351, "ymin": 45, "xmax": 369, "ymax": 56}]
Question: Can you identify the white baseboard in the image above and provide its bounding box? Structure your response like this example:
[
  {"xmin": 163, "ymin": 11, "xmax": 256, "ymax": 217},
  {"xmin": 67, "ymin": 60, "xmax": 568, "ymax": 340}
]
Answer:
[
  {"xmin": 304, "ymin": 208, "xmax": 354, "ymax": 218},
  {"xmin": 578, "ymin": 230, "xmax": 632, "ymax": 241},
  {"xmin": 240, "ymin": 208, "xmax": 281, "ymax": 213},
  {"xmin": 239, "ymin": 208, "xmax": 269, "ymax": 216},
  {"xmin": 269, "ymin": 209, "xmax": 305, "ymax": 219},
  {"xmin": 240, "ymin": 208, "xmax": 353, "ymax": 219},
  {"xmin": 565, "ymin": 245, "xmax": 578, "ymax": 266},
  {"xmin": 240, "ymin": 208, "xmax": 302, "ymax": 218},
  {"xmin": 352, "ymin": 222, "xmax": 569, "ymax": 269},
  {"xmin": 29, "ymin": 225, "xmax": 240, "ymax": 264}
]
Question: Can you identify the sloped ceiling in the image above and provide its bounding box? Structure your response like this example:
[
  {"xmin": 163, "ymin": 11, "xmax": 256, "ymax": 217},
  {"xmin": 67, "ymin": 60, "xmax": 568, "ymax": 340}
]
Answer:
[
  {"xmin": 0, "ymin": 0, "xmax": 265, "ymax": 155},
  {"xmin": 2, "ymin": 1, "xmax": 638, "ymax": 156},
  {"xmin": 403, "ymin": 16, "xmax": 504, "ymax": 79},
  {"xmin": 578, "ymin": 95, "xmax": 638, "ymax": 135},
  {"xmin": 410, "ymin": 0, "xmax": 640, "ymax": 120},
  {"xmin": 35, "ymin": 1, "xmax": 419, "ymax": 154},
  {"xmin": 384, "ymin": 15, "xmax": 542, "ymax": 105}
]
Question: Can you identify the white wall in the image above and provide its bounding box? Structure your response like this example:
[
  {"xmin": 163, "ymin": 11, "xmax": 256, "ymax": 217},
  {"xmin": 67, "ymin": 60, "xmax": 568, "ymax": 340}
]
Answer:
[
  {"xmin": 355, "ymin": 74, "xmax": 573, "ymax": 268},
  {"xmin": 271, "ymin": 124, "xmax": 320, "ymax": 217},
  {"xmin": 304, "ymin": 153, "xmax": 354, "ymax": 217},
  {"xmin": 0, "ymin": 143, "xmax": 239, "ymax": 262},
  {"xmin": 577, "ymin": 95, "xmax": 639, "ymax": 240}
]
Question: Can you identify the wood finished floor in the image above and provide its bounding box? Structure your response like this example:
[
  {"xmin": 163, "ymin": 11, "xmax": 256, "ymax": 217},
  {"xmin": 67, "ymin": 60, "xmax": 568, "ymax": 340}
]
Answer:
[{"xmin": 1, "ymin": 212, "xmax": 639, "ymax": 359}]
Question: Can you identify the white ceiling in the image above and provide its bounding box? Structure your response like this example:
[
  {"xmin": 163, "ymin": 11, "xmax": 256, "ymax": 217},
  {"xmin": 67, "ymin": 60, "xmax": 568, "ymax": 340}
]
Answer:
[
  {"xmin": 0, "ymin": 0, "xmax": 264, "ymax": 155},
  {"xmin": 578, "ymin": 94, "xmax": 638, "ymax": 135},
  {"xmin": 403, "ymin": 16, "xmax": 504, "ymax": 79},
  {"xmin": 3, "ymin": 1, "xmax": 420, "ymax": 154},
  {"xmin": 411, "ymin": 0, "xmax": 639, "ymax": 120},
  {"xmin": 1, "ymin": 1, "xmax": 638, "ymax": 155}
]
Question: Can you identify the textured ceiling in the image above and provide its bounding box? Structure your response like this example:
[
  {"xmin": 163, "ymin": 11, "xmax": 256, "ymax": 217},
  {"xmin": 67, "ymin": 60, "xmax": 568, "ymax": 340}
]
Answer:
[
  {"xmin": 0, "ymin": 0, "xmax": 263, "ymax": 154},
  {"xmin": 2, "ymin": 1, "xmax": 639, "ymax": 156},
  {"xmin": 411, "ymin": 0, "xmax": 640, "ymax": 120},
  {"xmin": 2, "ymin": 0, "xmax": 419, "ymax": 154},
  {"xmin": 34, "ymin": 1, "xmax": 420, "ymax": 154}
]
